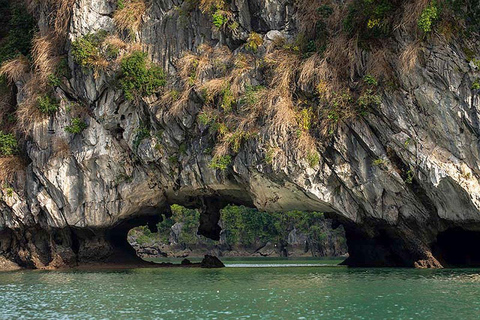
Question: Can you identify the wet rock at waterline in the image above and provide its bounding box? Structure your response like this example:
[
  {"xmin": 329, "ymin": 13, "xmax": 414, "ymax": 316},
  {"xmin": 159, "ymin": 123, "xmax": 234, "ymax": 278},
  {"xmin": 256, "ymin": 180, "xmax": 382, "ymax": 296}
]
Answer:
[
  {"xmin": 201, "ymin": 255, "xmax": 225, "ymax": 269},
  {"xmin": 1, "ymin": 0, "xmax": 480, "ymax": 269}
]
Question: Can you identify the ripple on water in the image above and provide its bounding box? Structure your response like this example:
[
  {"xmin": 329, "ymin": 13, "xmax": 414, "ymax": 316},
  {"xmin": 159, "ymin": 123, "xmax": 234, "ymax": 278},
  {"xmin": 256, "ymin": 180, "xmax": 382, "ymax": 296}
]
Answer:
[{"xmin": 0, "ymin": 261, "xmax": 479, "ymax": 319}]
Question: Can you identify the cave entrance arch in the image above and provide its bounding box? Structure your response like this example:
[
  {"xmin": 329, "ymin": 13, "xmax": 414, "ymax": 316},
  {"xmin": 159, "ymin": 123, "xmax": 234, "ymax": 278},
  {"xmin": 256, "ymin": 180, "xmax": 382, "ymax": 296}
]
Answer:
[
  {"xmin": 432, "ymin": 227, "xmax": 480, "ymax": 267},
  {"xmin": 125, "ymin": 200, "xmax": 348, "ymax": 264}
]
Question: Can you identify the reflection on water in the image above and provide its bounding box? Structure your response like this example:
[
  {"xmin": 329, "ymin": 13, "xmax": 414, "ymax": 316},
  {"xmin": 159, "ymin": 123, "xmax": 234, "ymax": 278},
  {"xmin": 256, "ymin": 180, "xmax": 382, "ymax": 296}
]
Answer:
[{"xmin": 0, "ymin": 258, "xmax": 479, "ymax": 319}]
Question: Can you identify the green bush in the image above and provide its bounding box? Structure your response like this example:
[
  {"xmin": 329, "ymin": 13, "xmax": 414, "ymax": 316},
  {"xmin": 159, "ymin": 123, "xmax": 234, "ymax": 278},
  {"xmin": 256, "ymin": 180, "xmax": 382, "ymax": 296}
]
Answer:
[
  {"xmin": 0, "ymin": 131, "xmax": 17, "ymax": 156},
  {"xmin": 363, "ymin": 74, "xmax": 378, "ymax": 86},
  {"xmin": 71, "ymin": 31, "xmax": 107, "ymax": 68},
  {"xmin": 220, "ymin": 86, "xmax": 234, "ymax": 111},
  {"xmin": 240, "ymin": 85, "xmax": 265, "ymax": 106},
  {"xmin": 343, "ymin": 0, "xmax": 396, "ymax": 39},
  {"xmin": 212, "ymin": 10, "xmax": 227, "ymax": 28},
  {"xmin": 418, "ymin": 2, "xmax": 439, "ymax": 33},
  {"xmin": 65, "ymin": 118, "xmax": 88, "ymax": 134},
  {"xmin": 472, "ymin": 79, "xmax": 480, "ymax": 90},
  {"xmin": 119, "ymin": 51, "xmax": 166, "ymax": 100},
  {"xmin": 306, "ymin": 151, "xmax": 320, "ymax": 167},
  {"xmin": 209, "ymin": 154, "xmax": 232, "ymax": 170},
  {"xmin": 37, "ymin": 94, "xmax": 59, "ymax": 115},
  {"xmin": 246, "ymin": 32, "xmax": 263, "ymax": 53},
  {"xmin": 132, "ymin": 204, "xmax": 343, "ymax": 254},
  {"xmin": 357, "ymin": 89, "xmax": 381, "ymax": 112}
]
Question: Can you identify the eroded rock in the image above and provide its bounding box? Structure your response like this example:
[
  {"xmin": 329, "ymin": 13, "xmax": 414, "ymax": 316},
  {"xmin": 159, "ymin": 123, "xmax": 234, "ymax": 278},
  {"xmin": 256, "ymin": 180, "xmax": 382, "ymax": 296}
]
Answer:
[{"xmin": 1, "ymin": 0, "xmax": 480, "ymax": 269}]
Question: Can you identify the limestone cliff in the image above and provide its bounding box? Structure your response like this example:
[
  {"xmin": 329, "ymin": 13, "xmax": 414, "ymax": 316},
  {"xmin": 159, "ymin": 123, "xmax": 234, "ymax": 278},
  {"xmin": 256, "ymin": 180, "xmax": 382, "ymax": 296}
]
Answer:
[{"xmin": 0, "ymin": 0, "xmax": 480, "ymax": 269}]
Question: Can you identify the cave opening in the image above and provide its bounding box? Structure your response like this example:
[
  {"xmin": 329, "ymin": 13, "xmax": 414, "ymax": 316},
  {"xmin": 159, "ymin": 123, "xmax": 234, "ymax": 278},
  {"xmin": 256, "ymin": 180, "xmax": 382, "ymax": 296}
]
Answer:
[
  {"xmin": 432, "ymin": 227, "xmax": 480, "ymax": 267},
  {"xmin": 126, "ymin": 203, "xmax": 349, "ymax": 264}
]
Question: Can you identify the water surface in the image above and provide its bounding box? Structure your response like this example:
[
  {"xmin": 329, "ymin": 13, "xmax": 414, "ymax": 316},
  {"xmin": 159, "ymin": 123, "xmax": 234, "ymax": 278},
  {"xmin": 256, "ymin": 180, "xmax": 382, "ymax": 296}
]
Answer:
[{"xmin": 1, "ymin": 258, "xmax": 479, "ymax": 319}]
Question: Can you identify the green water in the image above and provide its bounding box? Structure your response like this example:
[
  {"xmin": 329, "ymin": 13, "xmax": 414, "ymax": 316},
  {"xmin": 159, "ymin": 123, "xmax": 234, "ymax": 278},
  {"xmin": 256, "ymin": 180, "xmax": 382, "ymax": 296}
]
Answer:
[{"xmin": 1, "ymin": 258, "xmax": 480, "ymax": 319}]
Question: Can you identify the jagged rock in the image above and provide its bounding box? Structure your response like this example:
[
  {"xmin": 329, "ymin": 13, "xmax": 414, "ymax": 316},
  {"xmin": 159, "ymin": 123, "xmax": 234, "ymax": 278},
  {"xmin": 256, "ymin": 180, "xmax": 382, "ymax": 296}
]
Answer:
[
  {"xmin": 201, "ymin": 255, "xmax": 225, "ymax": 268},
  {"xmin": 1, "ymin": 0, "xmax": 480, "ymax": 269}
]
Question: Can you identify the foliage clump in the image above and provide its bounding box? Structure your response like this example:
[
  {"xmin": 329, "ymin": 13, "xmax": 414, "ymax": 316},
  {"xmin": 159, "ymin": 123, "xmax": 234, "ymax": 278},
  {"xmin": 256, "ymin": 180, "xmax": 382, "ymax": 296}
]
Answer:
[
  {"xmin": 246, "ymin": 32, "xmax": 263, "ymax": 53},
  {"xmin": 71, "ymin": 31, "xmax": 108, "ymax": 69},
  {"xmin": 209, "ymin": 154, "xmax": 232, "ymax": 170},
  {"xmin": 0, "ymin": 131, "xmax": 17, "ymax": 156},
  {"xmin": 37, "ymin": 94, "xmax": 59, "ymax": 115},
  {"xmin": 418, "ymin": 1, "xmax": 439, "ymax": 33},
  {"xmin": 65, "ymin": 118, "xmax": 88, "ymax": 134},
  {"xmin": 119, "ymin": 51, "xmax": 166, "ymax": 100}
]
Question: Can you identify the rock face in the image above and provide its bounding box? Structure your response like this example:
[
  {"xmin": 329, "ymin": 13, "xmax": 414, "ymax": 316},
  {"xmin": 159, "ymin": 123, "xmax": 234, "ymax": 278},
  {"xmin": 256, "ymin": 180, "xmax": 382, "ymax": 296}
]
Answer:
[{"xmin": 1, "ymin": 0, "xmax": 480, "ymax": 269}]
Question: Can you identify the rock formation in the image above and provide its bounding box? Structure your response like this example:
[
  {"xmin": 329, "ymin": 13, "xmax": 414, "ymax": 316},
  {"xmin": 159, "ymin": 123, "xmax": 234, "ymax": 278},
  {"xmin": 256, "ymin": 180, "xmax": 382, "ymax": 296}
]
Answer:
[{"xmin": 0, "ymin": 0, "xmax": 480, "ymax": 269}]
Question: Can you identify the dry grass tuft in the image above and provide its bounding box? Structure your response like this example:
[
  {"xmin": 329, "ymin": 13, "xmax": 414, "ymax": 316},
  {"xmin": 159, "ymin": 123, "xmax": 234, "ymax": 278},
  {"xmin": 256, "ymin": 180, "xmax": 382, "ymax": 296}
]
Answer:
[
  {"xmin": 400, "ymin": 41, "xmax": 422, "ymax": 72},
  {"xmin": 298, "ymin": 53, "xmax": 323, "ymax": 92},
  {"xmin": 166, "ymin": 88, "xmax": 192, "ymax": 117},
  {"xmin": 200, "ymin": 78, "xmax": 229, "ymax": 104},
  {"xmin": 199, "ymin": 0, "xmax": 226, "ymax": 12},
  {"xmin": 0, "ymin": 56, "xmax": 30, "ymax": 83},
  {"xmin": 266, "ymin": 50, "xmax": 301, "ymax": 94},
  {"xmin": 178, "ymin": 53, "xmax": 200, "ymax": 82},
  {"xmin": 23, "ymin": 0, "xmax": 75, "ymax": 37},
  {"xmin": 365, "ymin": 47, "xmax": 394, "ymax": 81},
  {"xmin": 15, "ymin": 77, "xmax": 48, "ymax": 132},
  {"xmin": 0, "ymin": 156, "xmax": 27, "ymax": 184},
  {"xmin": 31, "ymin": 34, "xmax": 62, "ymax": 85},
  {"xmin": 52, "ymin": 137, "xmax": 71, "ymax": 157},
  {"xmin": 53, "ymin": 0, "xmax": 76, "ymax": 37},
  {"xmin": 398, "ymin": 0, "xmax": 431, "ymax": 31},
  {"xmin": 114, "ymin": 0, "xmax": 146, "ymax": 33}
]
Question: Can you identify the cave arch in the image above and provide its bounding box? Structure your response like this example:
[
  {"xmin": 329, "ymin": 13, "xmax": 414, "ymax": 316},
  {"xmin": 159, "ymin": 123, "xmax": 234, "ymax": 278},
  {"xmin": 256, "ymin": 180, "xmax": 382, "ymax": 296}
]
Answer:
[{"xmin": 432, "ymin": 227, "xmax": 480, "ymax": 267}]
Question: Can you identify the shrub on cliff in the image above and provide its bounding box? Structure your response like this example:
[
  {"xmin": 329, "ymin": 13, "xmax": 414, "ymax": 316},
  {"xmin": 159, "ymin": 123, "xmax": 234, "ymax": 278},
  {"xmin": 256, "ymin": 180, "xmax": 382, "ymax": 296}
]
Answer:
[
  {"xmin": 418, "ymin": 1, "xmax": 439, "ymax": 33},
  {"xmin": 119, "ymin": 51, "xmax": 166, "ymax": 101},
  {"xmin": 71, "ymin": 31, "xmax": 109, "ymax": 70},
  {"xmin": 0, "ymin": 131, "xmax": 17, "ymax": 156},
  {"xmin": 65, "ymin": 118, "xmax": 88, "ymax": 134},
  {"xmin": 37, "ymin": 94, "xmax": 59, "ymax": 115}
]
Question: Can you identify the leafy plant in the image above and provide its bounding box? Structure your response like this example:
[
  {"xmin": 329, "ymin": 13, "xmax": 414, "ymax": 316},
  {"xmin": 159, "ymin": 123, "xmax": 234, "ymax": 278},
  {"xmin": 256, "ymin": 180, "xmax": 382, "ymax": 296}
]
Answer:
[
  {"xmin": 119, "ymin": 51, "xmax": 166, "ymax": 100},
  {"xmin": 418, "ymin": 1, "xmax": 439, "ymax": 33},
  {"xmin": 209, "ymin": 154, "xmax": 232, "ymax": 170},
  {"xmin": 298, "ymin": 108, "xmax": 313, "ymax": 131},
  {"xmin": 0, "ymin": 131, "xmax": 17, "ymax": 156},
  {"xmin": 246, "ymin": 32, "xmax": 263, "ymax": 53},
  {"xmin": 357, "ymin": 89, "xmax": 381, "ymax": 114},
  {"xmin": 212, "ymin": 10, "xmax": 228, "ymax": 28},
  {"xmin": 133, "ymin": 126, "xmax": 150, "ymax": 150},
  {"xmin": 37, "ymin": 94, "xmax": 59, "ymax": 115},
  {"xmin": 306, "ymin": 151, "xmax": 320, "ymax": 167},
  {"xmin": 0, "ymin": 3, "xmax": 35, "ymax": 65},
  {"xmin": 472, "ymin": 79, "xmax": 480, "ymax": 90},
  {"xmin": 241, "ymin": 85, "xmax": 265, "ymax": 106},
  {"xmin": 221, "ymin": 86, "xmax": 234, "ymax": 111},
  {"xmin": 405, "ymin": 168, "xmax": 414, "ymax": 184},
  {"xmin": 363, "ymin": 74, "xmax": 378, "ymax": 86},
  {"xmin": 71, "ymin": 32, "xmax": 108, "ymax": 68},
  {"xmin": 65, "ymin": 118, "xmax": 88, "ymax": 134}
]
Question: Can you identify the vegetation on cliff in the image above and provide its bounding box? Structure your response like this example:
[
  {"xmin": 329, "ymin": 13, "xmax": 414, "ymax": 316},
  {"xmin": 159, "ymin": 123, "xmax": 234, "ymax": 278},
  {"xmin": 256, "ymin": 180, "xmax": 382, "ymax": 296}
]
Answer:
[{"xmin": 0, "ymin": 0, "xmax": 479, "ymax": 268}]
